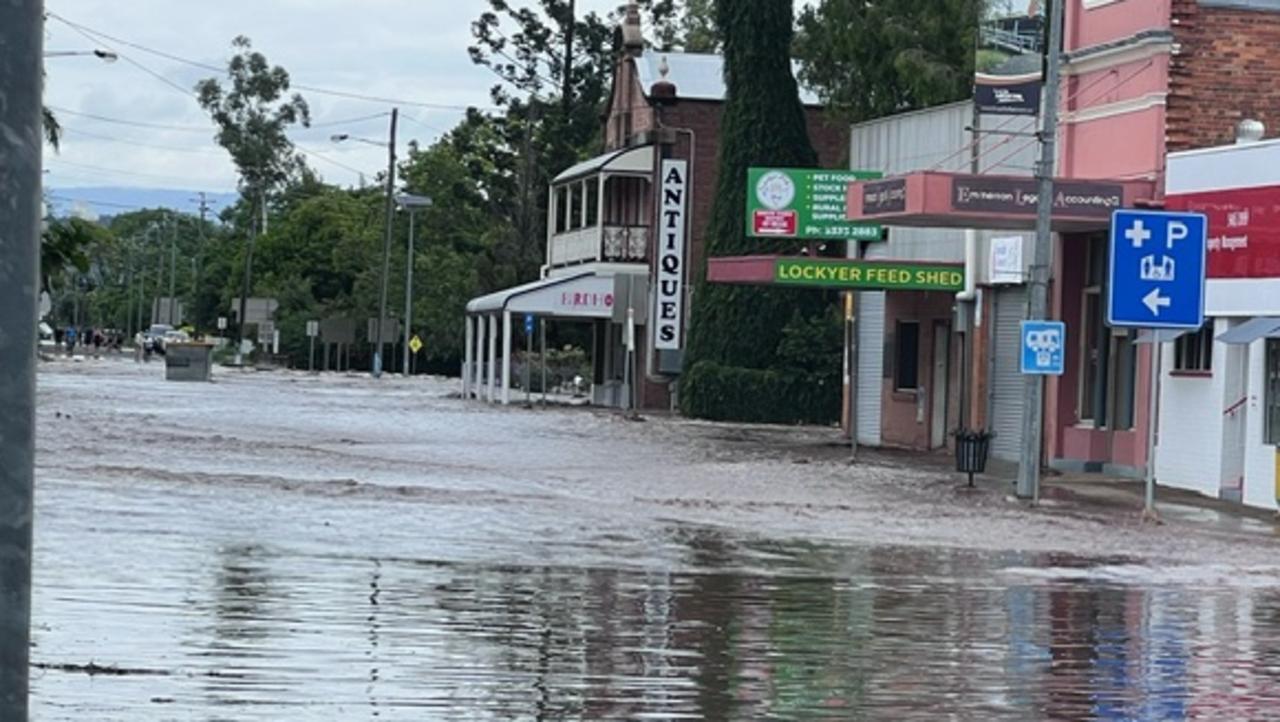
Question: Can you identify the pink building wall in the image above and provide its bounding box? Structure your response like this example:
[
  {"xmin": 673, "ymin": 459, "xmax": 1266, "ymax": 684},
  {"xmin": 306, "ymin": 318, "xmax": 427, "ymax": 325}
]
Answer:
[{"xmin": 1043, "ymin": 0, "xmax": 1176, "ymax": 473}]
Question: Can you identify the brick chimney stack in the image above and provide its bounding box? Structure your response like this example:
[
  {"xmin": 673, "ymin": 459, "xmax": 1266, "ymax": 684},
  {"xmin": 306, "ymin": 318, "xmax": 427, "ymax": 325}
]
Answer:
[{"xmin": 622, "ymin": 3, "xmax": 644, "ymax": 57}]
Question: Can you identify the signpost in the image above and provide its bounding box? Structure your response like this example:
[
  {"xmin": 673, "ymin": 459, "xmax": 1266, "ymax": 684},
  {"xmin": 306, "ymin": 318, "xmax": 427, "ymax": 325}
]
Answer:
[
  {"xmin": 1107, "ymin": 209, "xmax": 1208, "ymax": 517},
  {"xmin": 523, "ymin": 315, "xmax": 534, "ymax": 406},
  {"xmin": 1019, "ymin": 321, "xmax": 1065, "ymax": 376},
  {"xmin": 747, "ymin": 168, "xmax": 883, "ymax": 241},
  {"xmin": 306, "ymin": 320, "xmax": 319, "ymax": 373}
]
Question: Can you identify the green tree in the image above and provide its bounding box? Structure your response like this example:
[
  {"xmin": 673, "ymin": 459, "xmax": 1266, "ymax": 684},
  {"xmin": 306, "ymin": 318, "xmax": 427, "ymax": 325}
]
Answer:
[
  {"xmin": 648, "ymin": 0, "xmax": 720, "ymax": 52},
  {"xmin": 196, "ymin": 35, "xmax": 310, "ymax": 353},
  {"xmin": 680, "ymin": 0, "xmax": 839, "ymax": 424},
  {"xmin": 795, "ymin": 0, "xmax": 980, "ymax": 123}
]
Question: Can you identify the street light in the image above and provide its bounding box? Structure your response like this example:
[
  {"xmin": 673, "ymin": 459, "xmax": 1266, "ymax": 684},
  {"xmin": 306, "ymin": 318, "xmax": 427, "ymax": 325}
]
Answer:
[
  {"xmin": 396, "ymin": 193, "xmax": 432, "ymax": 377},
  {"xmin": 333, "ymin": 108, "xmax": 398, "ymax": 378},
  {"xmin": 44, "ymin": 49, "xmax": 118, "ymax": 62}
]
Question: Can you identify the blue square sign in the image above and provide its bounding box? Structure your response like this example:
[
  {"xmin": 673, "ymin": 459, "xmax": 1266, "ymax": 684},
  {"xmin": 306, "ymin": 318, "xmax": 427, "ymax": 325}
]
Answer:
[
  {"xmin": 524, "ymin": 314, "xmax": 535, "ymax": 335},
  {"xmin": 1107, "ymin": 210, "xmax": 1207, "ymax": 329},
  {"xmin": 1021, "ymin": 320, "xmax": 1066, "ymax": 375}
]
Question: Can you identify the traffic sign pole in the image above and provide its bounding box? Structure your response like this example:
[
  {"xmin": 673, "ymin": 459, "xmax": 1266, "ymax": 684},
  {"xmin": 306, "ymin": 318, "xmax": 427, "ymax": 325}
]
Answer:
[
  {"xmin": 1144, "ymin": 342, "xmax": 1161, "ymax": 516},
  {"xmin": 524, "ymin": 314, "xmax": 534, "ymax": 406},
  {"xmin": 1017, "ymin": 0, "xmax": 1065, "ymax": 502},
  {"xmin": 1106, "ymin": 209, "xmax": 1207, "ymax": 520}
]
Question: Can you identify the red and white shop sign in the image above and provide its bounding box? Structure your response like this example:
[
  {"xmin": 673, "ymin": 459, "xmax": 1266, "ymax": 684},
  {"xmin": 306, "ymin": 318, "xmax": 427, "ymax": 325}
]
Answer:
[{"xmin": 1168, "ymin": 185, "xmax": 1280, "ymax": 279}]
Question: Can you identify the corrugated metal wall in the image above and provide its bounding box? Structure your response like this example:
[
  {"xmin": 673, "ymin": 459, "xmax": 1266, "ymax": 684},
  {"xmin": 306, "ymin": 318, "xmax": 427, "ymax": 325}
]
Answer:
[
  {"xmin": 847, "ymin": 102, "xmax": 1039, "ymax": 452},
  {"xmin": 856, "ymin": 291, "xmax": 885, "ymax": 446},
  {"xmin": 850, "ymin": 103, "xmax": 1039, "ymax": 275}
]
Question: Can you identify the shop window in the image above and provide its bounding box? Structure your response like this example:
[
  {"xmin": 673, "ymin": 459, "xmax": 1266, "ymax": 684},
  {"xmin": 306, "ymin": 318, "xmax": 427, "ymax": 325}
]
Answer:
[
  {"xmin": 586, "ymin": 179, "xmax": 599, "ymax": 227},
  {"xmin": 1077, "ymin": 235, "xmax": 1136, "ymax": 429},
  {"xmin": 895, "ymin": 321, "xmax": 920, "ymax": 391},
  {"xmin": 555, "ymin": 186, "xmax": 568, "ymax": 234},
  {"xmin": 1266, "ymin": 339, "xmax": 1280, "ymax": 445},
  {"xmin": 1173, "ymin": 323, "xmax": 1214, "ymax": 373},
  {"xmin": 569, "ymin": 183, "xmax": 584, "ymax": 230}
]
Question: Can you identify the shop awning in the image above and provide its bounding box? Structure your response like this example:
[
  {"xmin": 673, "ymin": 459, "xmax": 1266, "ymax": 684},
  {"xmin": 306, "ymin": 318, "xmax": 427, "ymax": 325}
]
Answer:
[
  {"xmin": 466, "ymin": 272, "xmax": 618, "ymax": 319},
  {"xmin": 1216, "ymin": 317, "xmax": 1280, "ymax": 345},
  {"xmin": 707, "ymin": 254, "xmax": 966, "ymax": 292},
  {"xmin": 845, "ymin": 172, "xmax": 1157, "ymax": 232},
  {"xmin": 552, "ymin": 145, "xmax": 654, "ymax": 184}
]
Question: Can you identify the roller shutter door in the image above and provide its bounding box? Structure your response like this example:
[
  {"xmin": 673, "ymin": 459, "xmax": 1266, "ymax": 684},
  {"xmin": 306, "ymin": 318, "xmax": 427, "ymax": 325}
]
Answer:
[
  {"xmin": 856, "ymin": 291, "xmax": 885, "ymax": 446},
  {"xmin": 990, "ymin": 287, "xmax": 1027, "ymax": 461}
]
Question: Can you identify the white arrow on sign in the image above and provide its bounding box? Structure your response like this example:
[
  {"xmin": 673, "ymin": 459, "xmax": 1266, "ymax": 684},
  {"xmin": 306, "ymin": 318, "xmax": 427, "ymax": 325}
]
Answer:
[{"xmin": 1143, "ymin": 288, "xmax": 1172, "ymax": 316}]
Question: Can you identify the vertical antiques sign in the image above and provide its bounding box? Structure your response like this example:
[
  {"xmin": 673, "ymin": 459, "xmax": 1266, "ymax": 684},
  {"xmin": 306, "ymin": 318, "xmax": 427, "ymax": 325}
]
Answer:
[
  {"xmin": 746, "ymin": 168, "xmax": 883, "ymax": 241},
  {"xmin": 654, "ymin": 159, "xmax": 688, "ymax": 351}
]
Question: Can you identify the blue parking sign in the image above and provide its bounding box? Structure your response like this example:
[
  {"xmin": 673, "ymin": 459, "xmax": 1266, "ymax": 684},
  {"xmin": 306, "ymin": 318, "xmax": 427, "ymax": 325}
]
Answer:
[
  {"xmin": 524, "ymin": 314, "xmax": 535, "ymax": 335},
  {"xmin": 1020, "ymin": 320, "xmax": 1065, "ymax": 375},
  {"xmin": 1107, "ymin": 210, "xmax": 1207, "ymax": 329}
]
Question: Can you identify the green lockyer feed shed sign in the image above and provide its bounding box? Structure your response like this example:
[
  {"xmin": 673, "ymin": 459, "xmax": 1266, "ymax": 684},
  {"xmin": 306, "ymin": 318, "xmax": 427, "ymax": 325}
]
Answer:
[
  {"xmin": 747, "ymin": 168, "xmax": 883, "ymax": 241},
  {"xmin": 775, "ymin": 259, "xmax": 965, "ymax": 292}
]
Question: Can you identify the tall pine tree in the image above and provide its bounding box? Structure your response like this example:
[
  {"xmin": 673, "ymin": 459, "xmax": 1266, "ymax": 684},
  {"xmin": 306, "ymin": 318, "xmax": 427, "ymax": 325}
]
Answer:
[{"xmin": 680, "ymin": 0, "xmax": 838, "ymax": 423}]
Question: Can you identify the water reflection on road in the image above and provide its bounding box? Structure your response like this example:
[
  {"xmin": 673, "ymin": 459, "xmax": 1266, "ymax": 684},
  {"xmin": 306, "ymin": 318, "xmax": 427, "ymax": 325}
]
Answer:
[
  {"xmin": 29, "ymin": 365, "xmax": 1280, "ymax": 719},
  {"xmin": 33, "ymin": 483, "xmax": 1280, "ymax": 720}
]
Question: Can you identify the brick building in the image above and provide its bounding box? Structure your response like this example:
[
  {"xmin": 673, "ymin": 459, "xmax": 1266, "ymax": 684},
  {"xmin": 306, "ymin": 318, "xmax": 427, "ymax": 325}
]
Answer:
[{"xmin": 463, "ymin": 4, "xmax": 846, "ymax": 410}]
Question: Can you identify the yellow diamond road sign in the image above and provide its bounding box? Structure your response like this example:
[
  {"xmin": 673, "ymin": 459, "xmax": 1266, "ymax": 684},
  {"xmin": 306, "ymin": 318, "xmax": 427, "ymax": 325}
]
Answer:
[{"xmin": 409, "ymin": 335, "xmax": 423, "ymax": 354}]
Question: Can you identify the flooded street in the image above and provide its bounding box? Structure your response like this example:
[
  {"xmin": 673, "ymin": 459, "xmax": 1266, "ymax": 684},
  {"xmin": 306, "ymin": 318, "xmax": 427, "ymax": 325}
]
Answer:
[{"xmin": 31, "ymin": 360, "xmax": 1280, "ymax": 720}]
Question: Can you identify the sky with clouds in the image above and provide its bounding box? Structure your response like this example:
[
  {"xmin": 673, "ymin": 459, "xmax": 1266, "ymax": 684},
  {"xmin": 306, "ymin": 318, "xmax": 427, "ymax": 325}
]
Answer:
[{"xmin": 43, "ymin": 0, "xmax": 640, "ymax": 198}]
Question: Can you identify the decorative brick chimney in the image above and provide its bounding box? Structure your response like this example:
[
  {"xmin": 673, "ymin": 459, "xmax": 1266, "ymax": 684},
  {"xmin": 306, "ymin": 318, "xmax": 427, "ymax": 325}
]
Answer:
[{"xmin": 622, "ymin": 3, "xmax": 644, "ymax": 57}]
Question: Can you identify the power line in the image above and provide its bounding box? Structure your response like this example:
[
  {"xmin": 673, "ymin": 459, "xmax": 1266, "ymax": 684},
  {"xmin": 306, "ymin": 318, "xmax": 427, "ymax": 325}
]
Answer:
[
  {"xmin": 52, "ymin": 15, "xmax": 199, "ymax": 101},
  {"xmin": 294, "ymin": 145, "xmax": 377, "ymax": 178},
  {"xmin": 308, "ymin": 111, "xmax": 391, "ymax": 129},
  {"xmin": 46, "ymin": 158, "xmax": 224, "ymax": 185},
  {"xmin": 45, "ymin": 106, "xmax": 212, "ymax": 133},
  {"xmin": 60, "ymin": 126, "xmax": 223, "ymax": 154},
  {"xmin": 46, "ymin": 193, "xmax": 156, "ymax": 211},
  {"xmin": 401, "ymin": 113, "xmax": 449, "ymax": 137},
  {"xmin": 47, "ymin": 12, "xmax": 498, "ymax": 112}
]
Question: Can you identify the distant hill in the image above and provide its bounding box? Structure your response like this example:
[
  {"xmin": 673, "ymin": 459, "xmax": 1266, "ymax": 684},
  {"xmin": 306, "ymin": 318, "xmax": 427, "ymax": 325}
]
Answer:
[{"xmin": 45, "ymin": 186, "xmax": 239, "ymax": 221}]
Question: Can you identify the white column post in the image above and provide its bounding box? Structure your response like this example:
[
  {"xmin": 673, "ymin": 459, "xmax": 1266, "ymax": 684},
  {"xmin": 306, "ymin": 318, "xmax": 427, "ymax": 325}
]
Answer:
[
  {"xmin": 501, "ymin": 310, "xmax": 513, "ymax": 405},
  {"xmin": 487, "ymin": 313, "xmax": 498, "ymax": 403},
  {"xmin": 463, "ymin": 315, "xmax": 474, "ymax": 399},
  {"xmin": 476, "ymin": 315, "xmax": 486, "ymax": 398}
]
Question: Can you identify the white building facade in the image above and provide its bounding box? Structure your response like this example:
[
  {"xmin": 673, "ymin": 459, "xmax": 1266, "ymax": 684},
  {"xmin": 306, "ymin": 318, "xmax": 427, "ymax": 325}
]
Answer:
[{"xmin": 1156, "ymin": 138, "xmax": 1280, "ymax": 509}]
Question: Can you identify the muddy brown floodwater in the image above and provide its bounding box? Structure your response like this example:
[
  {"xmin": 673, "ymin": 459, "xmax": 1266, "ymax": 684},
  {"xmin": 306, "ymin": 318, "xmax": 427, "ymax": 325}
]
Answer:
[{"xmin": 30, "ymin": 360, "xmax": 1280, "ymax": 720}]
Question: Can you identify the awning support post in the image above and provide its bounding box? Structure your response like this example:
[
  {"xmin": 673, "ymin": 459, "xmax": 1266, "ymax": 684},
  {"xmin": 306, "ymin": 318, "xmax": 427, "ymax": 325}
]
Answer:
[
  {"xmin": 487, "ymin": 313, "xmax": 497, "ymax": 403},
  {"xmin": 501, "ymin": 311, "xmax": 513, "ymax": 405},
  {"xmin": 463, "ymin": 315, "xmax": 474, "ymax": 399}
]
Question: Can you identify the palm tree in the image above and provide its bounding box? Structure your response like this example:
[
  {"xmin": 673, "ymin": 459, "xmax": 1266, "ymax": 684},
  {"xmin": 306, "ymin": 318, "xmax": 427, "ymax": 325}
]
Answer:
[{"xmin": 42, "ymin": 106, "xmax": 60, "ymax": 150}]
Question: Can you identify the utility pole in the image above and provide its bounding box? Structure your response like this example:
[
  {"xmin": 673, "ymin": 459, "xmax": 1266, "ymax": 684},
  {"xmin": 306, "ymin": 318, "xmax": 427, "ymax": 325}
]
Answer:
[
  {"xmin": 191, "ymin": 192, "xmax": 212, "ymax": 332},
  {"xmin": 234, "ymin": 193, "xmax": 262, "ymax": 366},
  {"xmin": 403, "ymin": 204, "xmax": 415, "ymax": 377},
  {"xmin": 168, "ymin": 217, "xmax": 177, "ymax": 325},
  {"xmin": 0, "ymin": 3, "xmax": 42, "ymax": 715},
  {"xmin": 1016, "ymin": 0, "xmax": 1066, "ymax": 501},
  {"xmin": 373, "ymin": 108, "xmax": 398, "ymax": 378}
]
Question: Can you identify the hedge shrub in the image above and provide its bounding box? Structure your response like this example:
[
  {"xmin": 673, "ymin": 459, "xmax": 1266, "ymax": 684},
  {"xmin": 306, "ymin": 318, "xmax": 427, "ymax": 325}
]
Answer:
[{"xmin": 680, "ymin": 360, "xmax": 840, "ymax": 425}]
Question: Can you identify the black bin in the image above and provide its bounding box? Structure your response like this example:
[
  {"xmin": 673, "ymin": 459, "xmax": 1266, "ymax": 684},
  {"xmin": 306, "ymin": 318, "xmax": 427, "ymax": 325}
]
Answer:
[{"xmin": 954, "ymin": 429, "xmax": 993, "ymax": 487}]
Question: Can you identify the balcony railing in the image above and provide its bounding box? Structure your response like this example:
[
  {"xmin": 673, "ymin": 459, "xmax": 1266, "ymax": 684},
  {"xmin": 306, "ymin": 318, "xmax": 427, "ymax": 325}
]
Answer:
[
  {"xmin": 549, "ymin": 225, "xmax": 649, "ymax": 267},
  {"xmin": 602, "ymin": 225, "xmax": 648, "ymax": 262}
]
